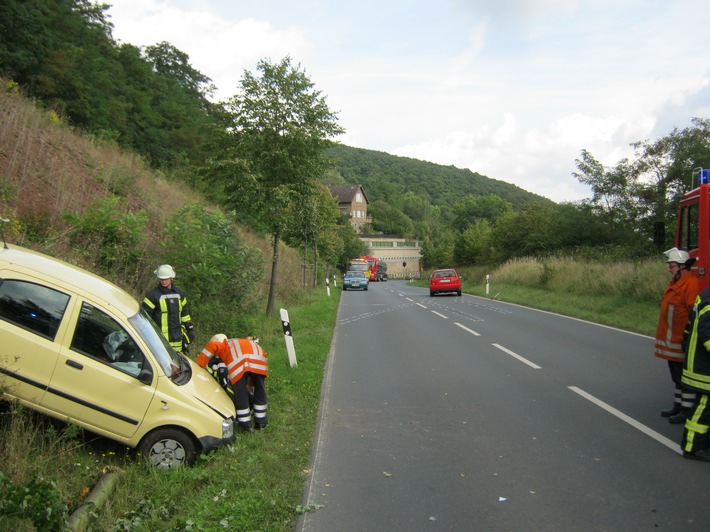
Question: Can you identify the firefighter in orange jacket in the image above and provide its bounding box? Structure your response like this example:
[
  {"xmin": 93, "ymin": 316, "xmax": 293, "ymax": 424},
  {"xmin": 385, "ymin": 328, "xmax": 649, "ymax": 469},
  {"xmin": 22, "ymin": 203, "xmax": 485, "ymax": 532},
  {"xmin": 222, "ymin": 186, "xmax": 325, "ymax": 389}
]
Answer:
[
  {"xmin": 197, "ymin": 334, "xmax": 269, "ymax": 432},
  {"xmin": 654, "ymin": 247, "xmax": 700, "ymax": 423}
]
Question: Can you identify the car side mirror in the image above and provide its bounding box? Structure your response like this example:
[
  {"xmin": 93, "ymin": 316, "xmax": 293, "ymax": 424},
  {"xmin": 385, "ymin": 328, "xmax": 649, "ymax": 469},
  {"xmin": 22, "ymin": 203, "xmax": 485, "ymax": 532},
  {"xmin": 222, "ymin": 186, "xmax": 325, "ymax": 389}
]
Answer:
[{"xmin": 138, "ymin": 365, "xmax": 154, "ymax": 385}]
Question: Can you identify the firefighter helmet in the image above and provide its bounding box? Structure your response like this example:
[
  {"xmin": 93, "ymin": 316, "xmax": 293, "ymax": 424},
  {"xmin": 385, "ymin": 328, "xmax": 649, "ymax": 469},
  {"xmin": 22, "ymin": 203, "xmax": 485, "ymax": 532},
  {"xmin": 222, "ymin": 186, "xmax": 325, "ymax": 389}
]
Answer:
[
  {"xmin": 211, "ymin": 333, "xmax": 227, "ymax": 343},
  {"xmin": 155, "ymin": 264, "xmax": 176, "ymax": 279},
  {"xmin": 663, "ymin": 247, "xmax": 694, "ymax": 266}
]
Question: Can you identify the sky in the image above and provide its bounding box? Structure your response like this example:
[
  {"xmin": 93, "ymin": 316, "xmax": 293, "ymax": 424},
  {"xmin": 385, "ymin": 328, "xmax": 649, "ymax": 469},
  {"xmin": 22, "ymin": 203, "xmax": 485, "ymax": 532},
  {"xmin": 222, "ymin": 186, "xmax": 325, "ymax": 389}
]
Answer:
[{"xmin": 104, "ymin": 0, "xmax": 710, "ymax": 203}]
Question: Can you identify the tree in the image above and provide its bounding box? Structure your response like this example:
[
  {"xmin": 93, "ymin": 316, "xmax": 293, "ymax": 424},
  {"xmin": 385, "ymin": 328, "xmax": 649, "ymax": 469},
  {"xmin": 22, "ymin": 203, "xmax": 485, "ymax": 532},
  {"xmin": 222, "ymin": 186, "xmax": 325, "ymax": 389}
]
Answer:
[
  {"xmin": 451, "ymin": 194, "xmax": 513, "ymax": 233},
  {"xmin": 572, "ymin": 149, "xmax": 637, "ymax": 243},
  {"xmin": 223, "ymin": 56, "xmax": 344, "ymax": 314},
  {"xmin": 454, "ymin": 219, "xmax": 492, "ymax": 266},
  {"xmin": 632, "ymin": 118, "xmax": 710, "ymax": 242}
]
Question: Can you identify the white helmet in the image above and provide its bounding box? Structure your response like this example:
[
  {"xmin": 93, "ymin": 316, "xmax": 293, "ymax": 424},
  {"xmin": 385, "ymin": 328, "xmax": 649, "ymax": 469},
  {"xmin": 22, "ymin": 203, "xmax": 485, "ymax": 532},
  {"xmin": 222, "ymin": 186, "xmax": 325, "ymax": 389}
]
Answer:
[
  {"xmin": 211, "ymin": 334, "xmax": 227, "ymax": 343},
  {"xmin": 663, "ymin": 247, "xmax": 690, "ymax": 264},
  {"xmin": 155, "ymin": 264, "xmax": 176, "ymax": 279}
]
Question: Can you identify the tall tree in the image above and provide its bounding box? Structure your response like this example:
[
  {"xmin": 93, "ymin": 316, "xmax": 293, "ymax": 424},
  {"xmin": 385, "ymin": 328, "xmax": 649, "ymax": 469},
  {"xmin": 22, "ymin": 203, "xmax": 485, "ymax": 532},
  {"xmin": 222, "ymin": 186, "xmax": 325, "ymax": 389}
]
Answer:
[
  {"xmin": 223, "ymin": 56, "xmax": 343, "ymax": 314},
  {"xmin": 573, "ymin": 149, "xmax": 636, "ymax": 242},
  {"xmin": 632, "ymin": 118, "xmax": 710, "ymax": 235}
]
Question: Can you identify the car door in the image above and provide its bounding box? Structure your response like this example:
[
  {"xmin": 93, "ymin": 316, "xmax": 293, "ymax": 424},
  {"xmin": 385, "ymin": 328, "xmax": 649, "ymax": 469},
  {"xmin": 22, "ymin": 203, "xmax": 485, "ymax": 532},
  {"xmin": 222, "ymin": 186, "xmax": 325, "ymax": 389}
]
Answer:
[
  {"xmin": 0, "ymin": 277, "xmax": 71, "ymax": 405},
  {"xmin": 42, "ymin": 300, "xmax": 156, "ymax": 440}
]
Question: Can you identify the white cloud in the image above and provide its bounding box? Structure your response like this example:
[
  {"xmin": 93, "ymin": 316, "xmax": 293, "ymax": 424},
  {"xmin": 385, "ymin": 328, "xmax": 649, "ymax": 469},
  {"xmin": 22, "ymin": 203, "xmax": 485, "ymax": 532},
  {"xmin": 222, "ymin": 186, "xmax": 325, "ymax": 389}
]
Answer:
[{"xmin": 104, "ymin": 0, "xmax": 710, "ymax": 203}]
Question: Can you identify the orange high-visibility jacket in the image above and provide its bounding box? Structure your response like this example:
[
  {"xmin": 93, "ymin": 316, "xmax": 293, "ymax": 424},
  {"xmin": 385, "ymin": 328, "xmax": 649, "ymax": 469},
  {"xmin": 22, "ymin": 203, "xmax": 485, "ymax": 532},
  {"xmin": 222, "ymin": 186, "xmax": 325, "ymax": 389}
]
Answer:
[
  {"xmin": 655, "ymin": 272, "xmax": 700, "ymax": 362},
  {"xmin": 197, "ymin": 338, "xmax": 268, "ymax": 384}
]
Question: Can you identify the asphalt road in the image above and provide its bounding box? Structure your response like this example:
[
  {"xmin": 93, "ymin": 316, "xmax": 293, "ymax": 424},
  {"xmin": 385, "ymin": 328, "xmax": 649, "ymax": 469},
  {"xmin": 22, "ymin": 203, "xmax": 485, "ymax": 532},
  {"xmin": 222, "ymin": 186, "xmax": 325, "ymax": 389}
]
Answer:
[{"xmin": 296, "ymin": 280, "xmax": 710, "ymax": 531}]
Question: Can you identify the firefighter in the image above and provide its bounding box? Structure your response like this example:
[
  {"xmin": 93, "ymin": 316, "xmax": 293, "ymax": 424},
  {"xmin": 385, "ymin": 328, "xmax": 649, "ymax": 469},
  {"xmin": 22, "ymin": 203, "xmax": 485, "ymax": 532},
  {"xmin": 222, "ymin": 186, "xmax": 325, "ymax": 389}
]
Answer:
[
  {"xmin": 654, "ymin": 248, "xmax": 700, "ymax": 423},
  {"xmin": 680, "ymin": 287, "xmax": 710, "ymax": 461},
  {"xmin": 197, "ymin": 334, "xmax": 269, "ymax": 432},
  {"xmin": 142, "ymin": 264, "xmax": 195, "ymax": 353}
]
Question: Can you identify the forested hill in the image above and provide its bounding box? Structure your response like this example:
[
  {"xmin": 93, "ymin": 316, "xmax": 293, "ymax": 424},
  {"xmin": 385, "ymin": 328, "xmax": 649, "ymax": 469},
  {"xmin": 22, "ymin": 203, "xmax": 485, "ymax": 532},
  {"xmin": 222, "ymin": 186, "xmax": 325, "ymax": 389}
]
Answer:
[{"xmin": 326, "ymin": 143, "xmax": 552, "ymax": 210}]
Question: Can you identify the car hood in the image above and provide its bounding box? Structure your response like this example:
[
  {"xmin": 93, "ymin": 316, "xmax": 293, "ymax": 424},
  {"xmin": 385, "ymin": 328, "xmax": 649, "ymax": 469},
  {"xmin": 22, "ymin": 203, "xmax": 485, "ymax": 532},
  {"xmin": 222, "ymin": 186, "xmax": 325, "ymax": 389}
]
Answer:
[{"xmin": 185, "ymin": 359, "xmax": 236, "ymax": 418}]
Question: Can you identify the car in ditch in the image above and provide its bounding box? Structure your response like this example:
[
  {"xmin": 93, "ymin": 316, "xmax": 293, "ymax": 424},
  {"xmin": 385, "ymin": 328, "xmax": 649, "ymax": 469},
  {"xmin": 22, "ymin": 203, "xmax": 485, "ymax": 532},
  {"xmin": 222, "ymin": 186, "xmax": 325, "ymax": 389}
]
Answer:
[
  {"xmin": 429, "ymin": 268, "xmax": 462, "ymax": 297},
  {"xmin": 0, "ymin": 242, "xmax": 236, "ymax": 468},
  {"xmin": 343, "ymin": 270, "xmax": 369, "ymax": 291}
]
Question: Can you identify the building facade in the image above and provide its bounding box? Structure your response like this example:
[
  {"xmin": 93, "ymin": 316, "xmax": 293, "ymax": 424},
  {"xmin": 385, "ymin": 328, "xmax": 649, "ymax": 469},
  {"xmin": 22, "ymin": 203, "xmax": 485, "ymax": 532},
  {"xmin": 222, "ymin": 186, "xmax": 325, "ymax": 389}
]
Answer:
[
  {"xmin": 327, "ymin": 185, "xmax": 371, "ymax": 233},
  {"xmin": 360, "ymin": 234, "xmax": 422, "ymax": 278}
]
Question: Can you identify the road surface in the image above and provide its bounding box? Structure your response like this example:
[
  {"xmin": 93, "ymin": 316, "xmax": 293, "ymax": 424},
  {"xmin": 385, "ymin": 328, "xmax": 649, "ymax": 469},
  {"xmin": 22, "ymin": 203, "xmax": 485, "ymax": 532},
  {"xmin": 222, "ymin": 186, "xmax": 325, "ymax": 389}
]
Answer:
[{"xmin": 297, "ymin": 281, "xmax": 710, "ymax": 531}]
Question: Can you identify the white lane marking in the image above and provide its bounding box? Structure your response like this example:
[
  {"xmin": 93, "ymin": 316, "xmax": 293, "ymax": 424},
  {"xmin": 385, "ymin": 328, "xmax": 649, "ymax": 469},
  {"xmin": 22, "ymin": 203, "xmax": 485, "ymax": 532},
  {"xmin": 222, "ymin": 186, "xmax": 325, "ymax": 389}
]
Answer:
[
  {"xmin": 569, "ymin": 386, "xmax": 681, "ymax": 455},
  {"xmin": 455, "ymin": 322, "xmax": 480, "ymax": 336},
  {"xmin": 416, "ymin": 303, "xmax": 427, "ymax": 308},
  {"xmin": 432, "ymin": 311, "xmax": 448, "ymax": 319},
  {"xmin": 492, "ymin": 343, "xmax": 542, "ymax": 369}
]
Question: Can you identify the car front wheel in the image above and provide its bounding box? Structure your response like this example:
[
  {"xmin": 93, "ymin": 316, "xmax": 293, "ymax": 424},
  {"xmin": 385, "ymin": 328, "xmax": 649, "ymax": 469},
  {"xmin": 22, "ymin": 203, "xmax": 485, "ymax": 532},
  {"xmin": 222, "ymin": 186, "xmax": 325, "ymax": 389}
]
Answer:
[{"xmin": 138, "ymin": 428, "xmax": 197, "ymax": 469}]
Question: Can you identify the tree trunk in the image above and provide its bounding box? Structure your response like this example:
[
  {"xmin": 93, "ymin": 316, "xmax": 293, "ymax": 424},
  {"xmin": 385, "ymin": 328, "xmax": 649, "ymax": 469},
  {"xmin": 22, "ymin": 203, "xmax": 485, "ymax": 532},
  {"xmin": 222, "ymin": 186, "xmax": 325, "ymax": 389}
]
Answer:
[
  {"xmin": 312, "ymin": 240, "xmax": 318, "ymax": 288},
  {"xmin": 266, "ymin": 229, "xmax": 280, "ymax": 316}
]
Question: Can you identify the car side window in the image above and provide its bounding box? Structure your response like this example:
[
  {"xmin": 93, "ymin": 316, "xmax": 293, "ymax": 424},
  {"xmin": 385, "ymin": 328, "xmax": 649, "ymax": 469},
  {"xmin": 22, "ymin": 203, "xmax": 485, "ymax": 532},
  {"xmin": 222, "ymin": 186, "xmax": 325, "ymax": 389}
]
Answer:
[
  {"xmin": 0, "ymin": 278, "xmax": 70, "ymax": 340},
  {"xmin": 70, "ymin": 302, "xmax": 147, "ymax": 378}
]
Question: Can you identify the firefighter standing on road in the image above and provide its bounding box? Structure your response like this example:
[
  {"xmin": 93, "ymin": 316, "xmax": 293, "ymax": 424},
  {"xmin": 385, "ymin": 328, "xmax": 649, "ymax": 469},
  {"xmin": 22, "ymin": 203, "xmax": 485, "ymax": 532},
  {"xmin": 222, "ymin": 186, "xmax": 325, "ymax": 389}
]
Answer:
[
  {"xmin": 680, "ymin": 286, "xmax": 710, "ymax": 461},
  {"xmin": 654, "ymin": 248, "xmax": 700, "ymax": 423},
  {"xmin": 197, "ymin": 334, "xmax": 269, "ymax": 432},
  {"xmin": 142, "ymin": 264, "xmax": 195, "ymax": 353}
]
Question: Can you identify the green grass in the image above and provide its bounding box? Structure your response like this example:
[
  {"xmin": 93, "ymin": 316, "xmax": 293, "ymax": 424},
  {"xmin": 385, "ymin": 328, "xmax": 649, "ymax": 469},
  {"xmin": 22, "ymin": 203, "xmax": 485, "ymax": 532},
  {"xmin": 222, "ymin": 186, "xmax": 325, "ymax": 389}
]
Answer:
[{"xmin": 464, "ymin": 283, "xmax": 658, "ymax": 336}]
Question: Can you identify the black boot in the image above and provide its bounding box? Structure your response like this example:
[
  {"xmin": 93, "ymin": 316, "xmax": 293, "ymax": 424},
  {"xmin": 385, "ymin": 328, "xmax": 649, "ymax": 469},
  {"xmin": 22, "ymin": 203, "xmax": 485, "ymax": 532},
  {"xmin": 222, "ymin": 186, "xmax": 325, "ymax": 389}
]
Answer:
[
  {"xmin": 661, "ymin": 405, "xmax": 681, "ymax": 418},
  {"xmin": 669, "ymin": 408, "xmax": 691, "ymax": 424}
]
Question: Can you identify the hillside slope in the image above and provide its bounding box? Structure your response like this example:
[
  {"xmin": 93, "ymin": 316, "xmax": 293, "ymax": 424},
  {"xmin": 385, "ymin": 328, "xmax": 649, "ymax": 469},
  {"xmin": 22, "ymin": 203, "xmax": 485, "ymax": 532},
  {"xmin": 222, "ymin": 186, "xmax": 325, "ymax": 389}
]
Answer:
[
  {"xmin": 0, "ymin": 86, "xmax": 302, "ymax": 305},
  {"xmin": 327, "ymin": 143, "xmax": 552, "ymax": 209}
]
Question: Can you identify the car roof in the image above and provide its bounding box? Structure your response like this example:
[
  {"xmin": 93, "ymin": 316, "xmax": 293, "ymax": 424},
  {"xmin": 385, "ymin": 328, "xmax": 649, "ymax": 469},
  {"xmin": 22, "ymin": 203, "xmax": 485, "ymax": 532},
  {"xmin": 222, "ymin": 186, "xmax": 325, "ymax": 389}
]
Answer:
[{"xmin": 0, "ymin": 244, "xmax": 140, "ymax": 316}]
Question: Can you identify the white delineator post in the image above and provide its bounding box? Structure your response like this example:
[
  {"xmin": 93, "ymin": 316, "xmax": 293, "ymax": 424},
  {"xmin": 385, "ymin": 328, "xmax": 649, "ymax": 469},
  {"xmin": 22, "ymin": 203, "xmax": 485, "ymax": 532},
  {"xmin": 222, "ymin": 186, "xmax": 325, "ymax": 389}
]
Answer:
[
  {"xmin": 326, "ymin": 277, "xmax": 331, "ymax": 296},
  {"xmin": 486, "ymin": 274, "xmax": 490, "ymax": 295},
  {"xmin": 280, "ymin": 308, "xmax": 298, "ymax": 367}
]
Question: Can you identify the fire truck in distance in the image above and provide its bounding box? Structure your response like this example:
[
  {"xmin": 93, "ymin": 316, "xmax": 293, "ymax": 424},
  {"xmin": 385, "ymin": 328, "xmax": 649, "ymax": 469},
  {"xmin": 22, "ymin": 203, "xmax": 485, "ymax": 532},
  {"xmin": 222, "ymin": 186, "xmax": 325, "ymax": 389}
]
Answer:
[
  {"xmin": 361, "ymin": 255, "xmax": 388, "ymax": 282},
  {"xmin": 664, "ymin": 167, "xmax": 710, "ymax": 291},
  {"xmin": 347, "ymin": 258, "xmax": 371, "ymax": 279}
]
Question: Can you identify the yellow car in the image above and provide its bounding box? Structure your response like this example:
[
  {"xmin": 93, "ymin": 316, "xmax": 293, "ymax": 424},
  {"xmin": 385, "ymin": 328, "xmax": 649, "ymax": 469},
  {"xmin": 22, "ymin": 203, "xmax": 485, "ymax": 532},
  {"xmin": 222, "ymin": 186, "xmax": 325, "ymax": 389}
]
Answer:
[{"xmin": 0, "ymin": 243, "xmax": 235, "ymax": 468}]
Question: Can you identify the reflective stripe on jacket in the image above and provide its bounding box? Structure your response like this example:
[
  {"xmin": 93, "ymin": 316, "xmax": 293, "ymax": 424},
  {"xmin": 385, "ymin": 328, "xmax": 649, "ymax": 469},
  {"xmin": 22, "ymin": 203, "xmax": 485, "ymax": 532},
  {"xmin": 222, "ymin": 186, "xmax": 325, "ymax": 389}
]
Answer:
[
  {"xmin": 654, "ymin": 272, "xmax": 700, "ymax": 362},
  {"xmin": 682, "ymin": 289, "xmax": 710, "ymax": 393},
  {"xmin": 142, "ymin": 284, "xmax": 191, "ymax": 349},
  {"xmin": 197, "ymin": 338, "xmax": 268, "ymax": 385}
]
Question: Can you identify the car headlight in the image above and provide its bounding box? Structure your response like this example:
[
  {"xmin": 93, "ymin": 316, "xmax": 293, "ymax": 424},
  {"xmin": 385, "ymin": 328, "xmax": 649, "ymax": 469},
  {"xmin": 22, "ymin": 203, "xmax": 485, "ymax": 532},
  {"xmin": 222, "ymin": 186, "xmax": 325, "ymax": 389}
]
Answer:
[{"xmin": 222, "ymin": 418, "xmax": 234, "ymax": 440}]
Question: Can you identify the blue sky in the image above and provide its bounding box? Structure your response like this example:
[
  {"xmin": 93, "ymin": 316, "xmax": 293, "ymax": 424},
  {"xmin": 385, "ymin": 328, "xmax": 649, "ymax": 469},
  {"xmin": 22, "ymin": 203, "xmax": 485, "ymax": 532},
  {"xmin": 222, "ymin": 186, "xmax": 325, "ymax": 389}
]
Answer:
[{"xmin": 106, "ymin": 0, "xmax": 710, "ymax": 202}]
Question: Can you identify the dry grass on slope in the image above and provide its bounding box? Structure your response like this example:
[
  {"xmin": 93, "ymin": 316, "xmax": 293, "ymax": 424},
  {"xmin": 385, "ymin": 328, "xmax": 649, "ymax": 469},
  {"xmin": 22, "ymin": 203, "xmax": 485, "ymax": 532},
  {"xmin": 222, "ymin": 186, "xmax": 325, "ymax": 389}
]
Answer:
[{"xmin": 0, "ymin": 82, "xmax": 302, "ymax": 304}]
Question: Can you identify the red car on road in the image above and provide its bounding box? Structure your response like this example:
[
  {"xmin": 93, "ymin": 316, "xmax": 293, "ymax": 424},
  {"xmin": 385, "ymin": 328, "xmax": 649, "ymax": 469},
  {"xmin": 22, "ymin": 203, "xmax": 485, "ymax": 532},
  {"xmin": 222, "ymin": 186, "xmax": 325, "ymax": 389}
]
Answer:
[{"xmin": 429, "ymin": 269, "xmax": 462, "ymax": 297}]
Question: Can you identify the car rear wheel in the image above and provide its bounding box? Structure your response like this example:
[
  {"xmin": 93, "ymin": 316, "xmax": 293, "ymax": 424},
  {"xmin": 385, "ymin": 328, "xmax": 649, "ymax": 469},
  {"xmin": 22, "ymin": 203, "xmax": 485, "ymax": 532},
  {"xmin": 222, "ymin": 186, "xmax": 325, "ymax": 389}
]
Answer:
[
  {"xmin": 138, "ymin": 428, "xmax": 197, "ymax": 469},
  {"xmin": 457, "ymin": 290, "xmax": 462, "ymax": 296},
  {"xmin": 429, "ymin": 291, "xmax": 435, "ymax": 297}
]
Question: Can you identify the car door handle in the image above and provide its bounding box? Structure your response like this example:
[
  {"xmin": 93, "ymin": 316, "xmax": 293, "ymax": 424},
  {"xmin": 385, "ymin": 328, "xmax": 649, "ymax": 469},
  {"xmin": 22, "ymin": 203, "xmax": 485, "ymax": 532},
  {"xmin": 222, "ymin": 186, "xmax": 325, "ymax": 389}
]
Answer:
[{"xmin": 66, "ymin": 359, "xmax": 83, "ymax": 370}]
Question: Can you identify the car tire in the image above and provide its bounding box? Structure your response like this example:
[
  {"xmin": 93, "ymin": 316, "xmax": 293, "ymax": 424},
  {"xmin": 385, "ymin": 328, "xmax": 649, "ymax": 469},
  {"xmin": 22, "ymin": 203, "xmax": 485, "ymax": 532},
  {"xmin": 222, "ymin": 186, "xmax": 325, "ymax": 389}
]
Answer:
[
  {"xmin": 457, "ymin": 290, "xmax": 462, "ymax": 296},
  {"xmin": 364, "ymin": 286, "xmax": 368, "ymax": 291},
  {"xmin": 430, "ymin": 291, "xmax": 435, "ymax": 297},
  {"xmin": 138, "ymin": 428, "xmax": 197, "ymax": 469}
]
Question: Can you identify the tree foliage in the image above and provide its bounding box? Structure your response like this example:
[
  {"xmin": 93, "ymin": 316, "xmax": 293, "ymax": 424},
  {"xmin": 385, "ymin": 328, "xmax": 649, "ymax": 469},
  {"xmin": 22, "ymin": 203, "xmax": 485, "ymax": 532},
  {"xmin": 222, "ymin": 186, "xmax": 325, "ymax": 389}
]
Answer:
[{"xmin": 218, "ymin": 56, "xmax": 343, "ymax": 314}]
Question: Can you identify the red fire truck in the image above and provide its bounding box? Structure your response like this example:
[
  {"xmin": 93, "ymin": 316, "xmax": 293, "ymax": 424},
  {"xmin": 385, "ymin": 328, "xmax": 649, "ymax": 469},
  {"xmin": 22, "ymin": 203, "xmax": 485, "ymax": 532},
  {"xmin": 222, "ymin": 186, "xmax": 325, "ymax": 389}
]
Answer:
[
  {"xmin": 666, "ymin": 167, "xmax": 710, "ymax": 290},
  {"xmin": 361, "ymin": 255, "xmax": 388, "ymax": 281}
]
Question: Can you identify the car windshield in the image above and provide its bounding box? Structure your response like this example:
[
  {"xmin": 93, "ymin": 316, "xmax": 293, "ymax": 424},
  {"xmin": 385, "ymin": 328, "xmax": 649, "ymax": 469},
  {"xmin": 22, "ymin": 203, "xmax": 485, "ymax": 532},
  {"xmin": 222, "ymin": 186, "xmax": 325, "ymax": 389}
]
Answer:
[
  {"xmin": 129, "ymin": 309, "xmax": 192, "ymax": 384},
  {"xmin": 346, "ymin": 271, "xmax": 365, "ymax": 278}
]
